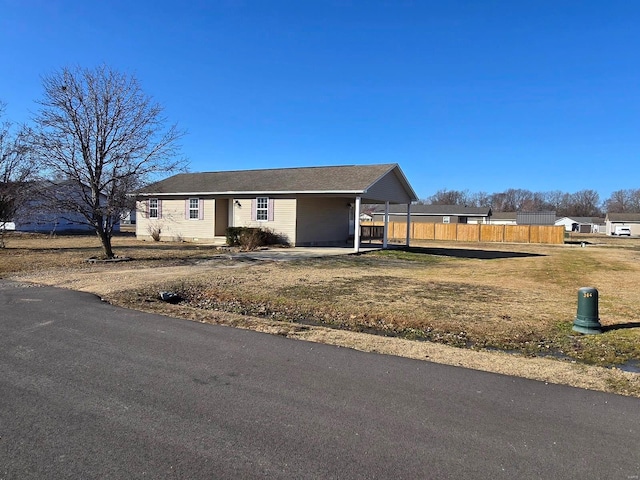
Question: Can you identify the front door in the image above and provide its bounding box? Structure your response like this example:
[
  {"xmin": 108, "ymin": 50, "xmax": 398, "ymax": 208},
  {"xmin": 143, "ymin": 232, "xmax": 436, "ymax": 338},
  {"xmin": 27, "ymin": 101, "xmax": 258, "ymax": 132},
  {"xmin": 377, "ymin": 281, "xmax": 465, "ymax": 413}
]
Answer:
[{"xmin": 214, "ymin": 199, "xmax": 229, "ymax": 236}]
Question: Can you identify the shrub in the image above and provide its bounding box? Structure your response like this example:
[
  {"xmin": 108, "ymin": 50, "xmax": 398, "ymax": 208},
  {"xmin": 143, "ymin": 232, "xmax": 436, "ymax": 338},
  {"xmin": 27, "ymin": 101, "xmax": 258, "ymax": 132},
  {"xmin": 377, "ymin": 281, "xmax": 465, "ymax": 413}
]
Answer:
[
  {"xmin": 225, "ymin": 227, "xmax": 245, "ymax": 246},
  {"xmin": 147, "ymin": 224, "xmax": 161, "ymax": 241},
  {"xmin": 240, "ymin": 228, "xmax": 266, "ymax": 251},
  {"xmin": 226, "ymin": 227, "xmax": 287, "ymax": 250}
]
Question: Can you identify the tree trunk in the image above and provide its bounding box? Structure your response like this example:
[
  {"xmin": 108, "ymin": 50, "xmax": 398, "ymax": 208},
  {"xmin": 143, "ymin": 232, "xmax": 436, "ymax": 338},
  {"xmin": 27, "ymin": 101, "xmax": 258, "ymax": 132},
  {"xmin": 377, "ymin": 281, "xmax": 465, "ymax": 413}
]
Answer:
[{"xmin": 97, "ymin": 229, "xmax": 115, "ymax": 259}]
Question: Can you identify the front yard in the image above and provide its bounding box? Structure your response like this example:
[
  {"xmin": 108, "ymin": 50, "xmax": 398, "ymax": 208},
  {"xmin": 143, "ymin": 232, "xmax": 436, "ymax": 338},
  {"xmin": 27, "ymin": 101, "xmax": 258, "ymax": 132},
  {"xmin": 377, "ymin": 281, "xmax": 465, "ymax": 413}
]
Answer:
[{"xmin": 3, "ymin": 232, "xmax": 640, "ymax": 396}]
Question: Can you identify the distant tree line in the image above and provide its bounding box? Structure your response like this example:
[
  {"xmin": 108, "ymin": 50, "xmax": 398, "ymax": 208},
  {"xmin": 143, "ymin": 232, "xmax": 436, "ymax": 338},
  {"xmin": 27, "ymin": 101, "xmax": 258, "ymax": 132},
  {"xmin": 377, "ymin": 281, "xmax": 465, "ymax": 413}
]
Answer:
[{"xmin": 419, "ymin": 188, "xmax": 640, "ymax": 218}]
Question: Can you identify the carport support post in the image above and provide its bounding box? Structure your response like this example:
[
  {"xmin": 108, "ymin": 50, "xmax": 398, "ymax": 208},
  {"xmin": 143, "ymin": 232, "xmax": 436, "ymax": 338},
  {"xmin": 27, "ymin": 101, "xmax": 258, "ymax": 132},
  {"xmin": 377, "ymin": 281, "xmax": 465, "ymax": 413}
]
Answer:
[
  {"xmin": 405, "ymin": 203, "xmax": 411, "ymax": 247},
  {"xmin": 354, "ymin": 196, "xmax": 361, "ymax": 253},
  {"xmin": 383, "ymin": 201, "xmax": 389, "ymax": 249}
]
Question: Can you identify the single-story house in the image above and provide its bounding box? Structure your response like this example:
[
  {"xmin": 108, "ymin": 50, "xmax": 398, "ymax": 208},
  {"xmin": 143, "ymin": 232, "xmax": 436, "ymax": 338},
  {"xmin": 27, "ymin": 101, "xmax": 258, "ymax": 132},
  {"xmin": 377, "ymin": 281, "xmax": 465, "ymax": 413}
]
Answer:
[
  {"xmin": 605, "ymin": 213, "xmax": 640, "ymax": 236},
  {"xmin": 370, "ymin": 204, "xmax": 492, "ymax": 224},
  {"xmin": 12, "ymin": 212, "xmax": 94, "ymax": 233},
  {"xmin": 121, "ymin": 209, "xmax": 136, "ymax": 225},
  {"xmin": 135, "ymin": 164, "xmax": 418, "ymax": 252},
  {"xmin": 5, "ymin": 181, "xmax": 107, "ymax": 234},
  {"xmin": 555, "ymin": 216, "xmax": 604, "ymax": 233}
]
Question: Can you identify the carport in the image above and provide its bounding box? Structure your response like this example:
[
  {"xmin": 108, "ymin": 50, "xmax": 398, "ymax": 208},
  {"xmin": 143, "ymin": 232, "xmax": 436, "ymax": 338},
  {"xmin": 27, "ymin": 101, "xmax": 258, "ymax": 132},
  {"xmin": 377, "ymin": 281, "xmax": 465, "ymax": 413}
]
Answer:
[{"xmin": 347, "ymin": 164, "xmax": 417, "ymax": 253}]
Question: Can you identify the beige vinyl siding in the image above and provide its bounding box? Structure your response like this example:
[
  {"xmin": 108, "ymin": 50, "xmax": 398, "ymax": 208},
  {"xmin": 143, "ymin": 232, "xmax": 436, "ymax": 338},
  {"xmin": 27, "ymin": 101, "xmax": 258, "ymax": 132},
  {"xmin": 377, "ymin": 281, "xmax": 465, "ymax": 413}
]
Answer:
[
  {"xmin": 136, "ymin": 197, "xmax": 215, "ymax": 241},
  {"xmin": 232, "ymin": 197, "xmax": 297, "ymax": 245},
  {"xmin": 296, "ymin": 197, "xmax": 350, "ymax": 246},
  {"xmin": 364, "ymin": 170, "xmax": 413, "ymax": 204}
]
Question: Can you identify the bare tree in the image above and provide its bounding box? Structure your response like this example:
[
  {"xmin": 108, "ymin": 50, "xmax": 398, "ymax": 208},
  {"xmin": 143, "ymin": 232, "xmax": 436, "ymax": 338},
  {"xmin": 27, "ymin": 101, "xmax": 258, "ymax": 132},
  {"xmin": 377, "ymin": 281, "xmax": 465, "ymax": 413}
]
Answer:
[
  {"xmin": 603, "ymin": 189, "xmax": 629, "ymax": 213},
  {"xmin": 542, "ymin": 190, "xmax": 568, "ymax": 213},
  {"xmin": 28, "ymin": 65, "xmax": 186, "ymax": 258},
  {"xmin": 467, "ymin": 191, "xmax": 491, "ymax": 208},
  {"xmin": 603, "ymin": 189, "xmax": 640, "ymax": 213},
  {"xmin": 0, "ymin": 101, "xmax": 37, "ymax": 247},
  {"xmin": 566, "ymin": 189, "xmax": 601, "ymax": 217},
  {"xmin": 425, "ymin": 189, "xmax": 471, "ymax": 205},
  {"xmin": 630, "ymin": 189, "xmax": 640, "ymax": 212},
  {"xmin": 490, "ymin": 189, "xmax": 534, "ymax": 212}
]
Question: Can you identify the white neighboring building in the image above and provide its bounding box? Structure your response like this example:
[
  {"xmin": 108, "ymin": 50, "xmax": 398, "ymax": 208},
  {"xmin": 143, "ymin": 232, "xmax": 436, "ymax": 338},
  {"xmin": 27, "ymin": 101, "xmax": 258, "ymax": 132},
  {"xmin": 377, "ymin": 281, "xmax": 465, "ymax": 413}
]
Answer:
[
  {"xmin": 10, "ymin": 181, "xmax": 118, "ymax": 234},
  {"xmin": 13, "ymin": 208, "xmax": 95, "ymax": 233},
  {"xmin": 120, "ymin": 209, "xmax": 136, "ymax": 225},
  {"xmin": 555, "ymin": 217, "xmax": 604, "ymax": 233},
  {"xmin": 605, "ymin": 213, "xmax": 640, "ymax": 236},
  {"xmin": 487, "ymin": 212, "xmax": 517, "ymax": 225}
]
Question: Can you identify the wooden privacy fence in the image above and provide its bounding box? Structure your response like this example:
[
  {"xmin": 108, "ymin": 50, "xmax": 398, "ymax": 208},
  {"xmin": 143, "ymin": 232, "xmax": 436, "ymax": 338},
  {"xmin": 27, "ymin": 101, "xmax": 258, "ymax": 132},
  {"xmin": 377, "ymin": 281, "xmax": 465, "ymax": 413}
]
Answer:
[{"xmin": 362, "ymin": 222, "xmax": 565, "ymax": 245}]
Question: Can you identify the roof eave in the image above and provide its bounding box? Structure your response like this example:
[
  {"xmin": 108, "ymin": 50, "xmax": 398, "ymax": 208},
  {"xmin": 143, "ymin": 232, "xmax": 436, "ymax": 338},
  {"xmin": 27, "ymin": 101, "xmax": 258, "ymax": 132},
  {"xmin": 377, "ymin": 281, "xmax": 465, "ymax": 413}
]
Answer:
[{"xmin": 136, "ymin": 190, "xmax": 368, "ymax": 197}]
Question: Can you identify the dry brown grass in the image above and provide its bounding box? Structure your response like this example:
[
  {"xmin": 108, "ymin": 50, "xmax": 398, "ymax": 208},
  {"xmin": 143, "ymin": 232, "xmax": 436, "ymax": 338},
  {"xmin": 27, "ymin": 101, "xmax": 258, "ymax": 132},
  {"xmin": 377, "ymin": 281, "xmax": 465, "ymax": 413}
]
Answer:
[
  {"xmin": 0, "ymin": 232, "xmax": 231, "ymax": 275},
  {"xmin": 4, "ymin": 231, "xmax": 640, "ymax": 397}
]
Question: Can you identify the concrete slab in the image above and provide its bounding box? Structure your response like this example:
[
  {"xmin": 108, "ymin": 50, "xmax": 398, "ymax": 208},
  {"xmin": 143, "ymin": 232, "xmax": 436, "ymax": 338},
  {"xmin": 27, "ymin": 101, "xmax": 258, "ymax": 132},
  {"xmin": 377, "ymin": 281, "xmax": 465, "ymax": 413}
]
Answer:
[{"xmin": 229, "ymin": 244, "xmax": 384, "ymax": 261}]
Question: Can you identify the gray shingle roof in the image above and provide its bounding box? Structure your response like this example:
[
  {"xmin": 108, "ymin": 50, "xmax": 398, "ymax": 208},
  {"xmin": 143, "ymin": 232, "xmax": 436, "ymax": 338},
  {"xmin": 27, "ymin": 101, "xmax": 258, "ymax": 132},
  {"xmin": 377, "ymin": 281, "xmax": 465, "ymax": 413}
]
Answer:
[
  {"xmin": 607, "ymin": 213, "xmax": 640, "ymax": 222},
  {"xmin": 139, "ymin": 164, "xmax": 415, "ymax": 198},
  {"xmin": 373, "ymin": 204, "xmax": 492, "ymax": 216}
]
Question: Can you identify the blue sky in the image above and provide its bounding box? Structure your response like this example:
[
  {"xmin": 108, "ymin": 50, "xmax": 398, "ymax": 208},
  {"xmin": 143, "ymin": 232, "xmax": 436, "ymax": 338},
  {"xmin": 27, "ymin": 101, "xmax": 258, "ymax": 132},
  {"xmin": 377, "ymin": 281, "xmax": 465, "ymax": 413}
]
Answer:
[{"xmin": 1, "ymin": 1, "xmax": 638, "ymax": 201}]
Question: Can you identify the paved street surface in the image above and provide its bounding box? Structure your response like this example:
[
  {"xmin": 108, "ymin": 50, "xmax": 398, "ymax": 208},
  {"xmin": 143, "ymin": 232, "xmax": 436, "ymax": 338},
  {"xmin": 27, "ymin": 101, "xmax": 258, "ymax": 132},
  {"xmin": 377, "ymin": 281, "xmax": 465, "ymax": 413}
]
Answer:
[{"xmin": 1, "ymin": 280, "xmax": 638, "ymax": 479}]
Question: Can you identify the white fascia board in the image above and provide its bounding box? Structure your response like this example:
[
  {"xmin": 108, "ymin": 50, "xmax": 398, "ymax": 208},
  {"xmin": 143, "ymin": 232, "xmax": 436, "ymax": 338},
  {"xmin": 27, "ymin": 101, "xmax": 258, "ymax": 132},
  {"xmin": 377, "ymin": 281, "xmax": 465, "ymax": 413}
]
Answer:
[{"xmin": 136, "ymin": 190, "xmax": 366, "ymax": 197}]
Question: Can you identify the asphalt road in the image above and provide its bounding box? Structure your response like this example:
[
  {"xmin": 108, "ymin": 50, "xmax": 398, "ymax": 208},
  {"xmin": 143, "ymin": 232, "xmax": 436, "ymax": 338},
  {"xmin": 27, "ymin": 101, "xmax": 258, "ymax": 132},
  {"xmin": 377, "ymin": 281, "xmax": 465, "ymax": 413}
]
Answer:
[{"xmin": 1, "ymin": 280, "xmax": 638, "ymax": 479}]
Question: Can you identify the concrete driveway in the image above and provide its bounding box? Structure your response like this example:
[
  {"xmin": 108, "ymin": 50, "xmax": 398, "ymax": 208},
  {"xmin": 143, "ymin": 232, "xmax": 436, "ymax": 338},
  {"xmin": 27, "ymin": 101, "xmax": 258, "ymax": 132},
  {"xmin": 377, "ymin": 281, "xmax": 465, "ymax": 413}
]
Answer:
[{"xmin": 225, "ymin": 244, "xmax": 384, "ymax": 261}]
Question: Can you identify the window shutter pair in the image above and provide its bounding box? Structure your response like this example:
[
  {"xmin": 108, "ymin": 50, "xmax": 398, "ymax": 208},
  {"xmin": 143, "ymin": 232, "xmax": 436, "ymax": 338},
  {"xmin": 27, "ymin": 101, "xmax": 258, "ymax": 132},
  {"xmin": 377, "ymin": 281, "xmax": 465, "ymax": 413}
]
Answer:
[
  {"xmin": 250, "ymin": 198, "xmax": 274, "ymax": 221},
  {"xmin": 143, "ymin": 199, "xmax": 162, "ymax": 219},
  {"xmin": 184, "ymin": 199, "xmax": 204, "ymax": 220}
]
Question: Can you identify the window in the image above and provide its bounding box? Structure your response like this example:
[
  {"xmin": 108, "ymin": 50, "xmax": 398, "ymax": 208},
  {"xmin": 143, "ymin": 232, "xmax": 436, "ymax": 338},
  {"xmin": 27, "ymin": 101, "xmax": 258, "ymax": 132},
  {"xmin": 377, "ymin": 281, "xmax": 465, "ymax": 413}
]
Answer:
[
  {"xmin": 256, "ymin": 197, "xmax": 269, "ymax": 221},
  {"xmin": 149, "ymin": 198, "xmax": 159, "ymax": 219},
  {"xmin": 185, "ymin": 198, "xmax": 203, "ymax": 220},
  {"xmin": 251, "ymin": 197, "xmax": 273, "ymax": 222},
  {"xmin": 189, "ymin": 198, "xmax": 199, "ymax": 219},
  {"xmin": 443, "ymin": 216, "xmax": 450, "ymax": 224}
]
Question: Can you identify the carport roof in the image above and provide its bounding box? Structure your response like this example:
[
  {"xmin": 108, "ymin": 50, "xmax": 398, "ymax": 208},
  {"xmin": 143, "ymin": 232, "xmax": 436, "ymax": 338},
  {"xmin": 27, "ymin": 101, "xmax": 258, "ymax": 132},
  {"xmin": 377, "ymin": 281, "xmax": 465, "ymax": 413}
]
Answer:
[{"xmin": 138, "ymin": 163, "xmax": 417, "ymax": 202}]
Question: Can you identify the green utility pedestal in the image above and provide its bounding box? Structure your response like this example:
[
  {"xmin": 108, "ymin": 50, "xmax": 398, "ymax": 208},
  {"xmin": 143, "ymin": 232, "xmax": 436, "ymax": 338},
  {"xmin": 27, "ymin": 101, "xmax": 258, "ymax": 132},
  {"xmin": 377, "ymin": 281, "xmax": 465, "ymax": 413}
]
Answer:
[{"xmin": 572, "ymin": 287, "xmax": 602, "ymax": 334}]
